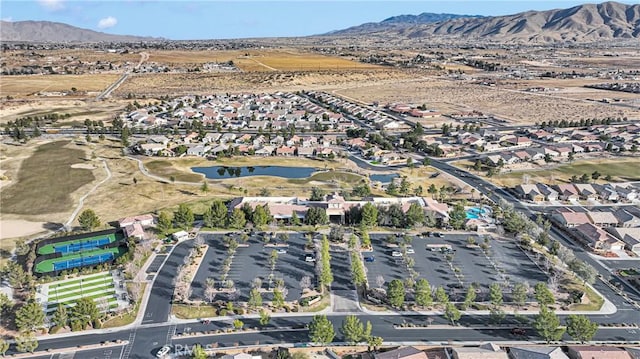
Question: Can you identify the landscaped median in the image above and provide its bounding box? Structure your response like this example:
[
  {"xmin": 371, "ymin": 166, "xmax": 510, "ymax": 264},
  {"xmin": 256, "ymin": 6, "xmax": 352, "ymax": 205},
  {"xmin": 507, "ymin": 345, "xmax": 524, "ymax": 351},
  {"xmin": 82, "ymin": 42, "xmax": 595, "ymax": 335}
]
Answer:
[{"xmin": 8, "ymin": 340, "xmax": 128, "ymax": 358}]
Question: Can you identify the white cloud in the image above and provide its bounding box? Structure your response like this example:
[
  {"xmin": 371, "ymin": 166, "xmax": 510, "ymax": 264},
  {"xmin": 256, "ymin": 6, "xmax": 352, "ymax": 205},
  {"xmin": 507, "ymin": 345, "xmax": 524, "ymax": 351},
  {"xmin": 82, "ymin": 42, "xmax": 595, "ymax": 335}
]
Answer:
[
  {"xmin": 38, "ymin": 0, "xmax": 65, "ymax": 11},
  {"xmin": 97, "ymin": 16, "xmax": 118, "ymax": 29}
]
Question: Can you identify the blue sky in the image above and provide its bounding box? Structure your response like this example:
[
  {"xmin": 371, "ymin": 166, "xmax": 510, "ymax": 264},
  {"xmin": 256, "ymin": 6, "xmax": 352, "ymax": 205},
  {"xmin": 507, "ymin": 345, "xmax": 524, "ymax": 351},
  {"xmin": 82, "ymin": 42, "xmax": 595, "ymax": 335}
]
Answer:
[{"xmin": 1, "ymin": 1, "xmax": 634, "ymax": 40}]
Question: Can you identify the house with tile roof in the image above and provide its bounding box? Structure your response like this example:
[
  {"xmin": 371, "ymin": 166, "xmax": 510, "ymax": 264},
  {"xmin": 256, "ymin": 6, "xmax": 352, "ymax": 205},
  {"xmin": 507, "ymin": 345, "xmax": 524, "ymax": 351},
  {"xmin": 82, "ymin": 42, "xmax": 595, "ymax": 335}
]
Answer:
[
  {"xmin": 509, "ymin": 346, "xmax": 569, "ymax": 359},
  {"xmin": 452, "ymin": 343, "xmax": 508, "ymax": 359},
  {"xmin": 567, "ymin": 346, "xmax": 632, "ymax": 359},
  {"xmin": 552, "ymin": 209, "xmax": 592, "ymax": 228},
  {"xmin": 574, "ymin": 223, "xmax": 625, "ymax": 252}
]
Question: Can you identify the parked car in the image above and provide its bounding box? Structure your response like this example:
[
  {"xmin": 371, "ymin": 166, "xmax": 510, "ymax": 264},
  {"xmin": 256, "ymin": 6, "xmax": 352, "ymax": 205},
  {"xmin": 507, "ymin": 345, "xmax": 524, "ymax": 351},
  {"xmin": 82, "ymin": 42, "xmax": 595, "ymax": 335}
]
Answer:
[
  {"xmin": 406, "ymin": 248, "xmax": 415, "ymax": 254},
  {"xmin": 305, "ymin": 254, "xmax": 316, "ymax": 262},
  {"xmin": 391, "ymin": 251, "xmax": 402, "ymax": 257},
  {"xmin": 433, "ymin": 232, "xmax": 443, "ymax": 237},
  {"xmin": 276, "ymin": 248, "xmax": 287, "ymax": 254},
  {"xmin": 364, "ymin": 256, "xmax": 375, "ymax": 262},
  {"xmin": 156, "ymin": 346, "xmax": 171, "ymax": 358},
  {"xmin": 511, "ymin": 328, "xmax": 526, "ymax": 336},
  {"xmin": 422, "ymin": 231, "xmax": 432, "ymax": 237}
]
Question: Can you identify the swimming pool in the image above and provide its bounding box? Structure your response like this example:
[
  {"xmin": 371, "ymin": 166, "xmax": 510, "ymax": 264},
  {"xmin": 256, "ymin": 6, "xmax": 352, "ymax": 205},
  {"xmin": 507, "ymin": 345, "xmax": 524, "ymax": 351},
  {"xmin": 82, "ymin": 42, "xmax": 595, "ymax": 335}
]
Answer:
[{"xmin": 466, "ymin": 206, "xmax": 487, "ymax": 219}]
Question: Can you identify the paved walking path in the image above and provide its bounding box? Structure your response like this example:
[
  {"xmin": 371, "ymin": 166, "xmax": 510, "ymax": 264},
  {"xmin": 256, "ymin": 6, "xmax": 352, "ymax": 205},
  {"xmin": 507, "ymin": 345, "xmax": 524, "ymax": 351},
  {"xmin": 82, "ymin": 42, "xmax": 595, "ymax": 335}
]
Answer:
[{"xmin": 64, "ymin": 158, "xmax": 112, "ymax": 229}]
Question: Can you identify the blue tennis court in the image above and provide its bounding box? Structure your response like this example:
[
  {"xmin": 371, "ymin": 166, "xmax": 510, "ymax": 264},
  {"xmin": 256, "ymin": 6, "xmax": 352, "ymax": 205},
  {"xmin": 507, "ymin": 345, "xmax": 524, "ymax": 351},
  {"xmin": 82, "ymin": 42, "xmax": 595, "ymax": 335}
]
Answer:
[
  {"xmin": 54, "ymin": 238, "xmax": 111, "ymax": 254},
  {"xmin": 53, "ymin": 253, "xmax": 114, "ymax": 271}
]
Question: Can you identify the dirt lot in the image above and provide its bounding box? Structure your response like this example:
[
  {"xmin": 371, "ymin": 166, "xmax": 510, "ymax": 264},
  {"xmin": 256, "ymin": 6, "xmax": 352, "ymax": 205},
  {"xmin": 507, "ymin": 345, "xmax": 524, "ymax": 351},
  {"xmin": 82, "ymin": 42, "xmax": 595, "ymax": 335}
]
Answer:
[
  {"xmin": 113, "ymin": 69, "xmax": 411, "ymax": 97},
  {"xmin": 0, "ymin": 98, "xmax": 129, "ymax": 124},
  {"xmin": 334, "ymin": 77, "xmax": 639, "ymax": 125},
  {"xmin": 0, "ymin": 74, "xmax": 120, "ymax": 97}
]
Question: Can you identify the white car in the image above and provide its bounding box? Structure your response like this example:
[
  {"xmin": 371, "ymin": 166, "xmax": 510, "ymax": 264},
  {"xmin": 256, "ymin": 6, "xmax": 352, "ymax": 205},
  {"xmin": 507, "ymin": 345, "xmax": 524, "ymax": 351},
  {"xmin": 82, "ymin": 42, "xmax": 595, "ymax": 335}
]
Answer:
[
  {"xmin": 305, "ymin": 254, "xmax": 316, "ymax": 262},
  {"xmin": 406, "ymin": 248, "xmax": 415, "ymax": 254},
  {"xmin": 276, "ymin": 248, "xmax": 287, "ymax": 254},
  {"xmin": 391, "ymin": 251, "xmax": 402, "ymax": 257},
  {"xmin": 156, "ymin": 346, "xmax": 171, "ymax": 358}
]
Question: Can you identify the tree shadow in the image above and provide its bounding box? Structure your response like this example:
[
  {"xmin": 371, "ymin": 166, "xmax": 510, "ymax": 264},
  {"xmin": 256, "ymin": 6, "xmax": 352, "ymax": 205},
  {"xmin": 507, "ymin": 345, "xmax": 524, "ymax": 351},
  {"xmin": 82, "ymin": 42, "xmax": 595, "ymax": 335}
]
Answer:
[{"xmin": 42, "ymin": 222, "xmax": 65, "ymax": 231}]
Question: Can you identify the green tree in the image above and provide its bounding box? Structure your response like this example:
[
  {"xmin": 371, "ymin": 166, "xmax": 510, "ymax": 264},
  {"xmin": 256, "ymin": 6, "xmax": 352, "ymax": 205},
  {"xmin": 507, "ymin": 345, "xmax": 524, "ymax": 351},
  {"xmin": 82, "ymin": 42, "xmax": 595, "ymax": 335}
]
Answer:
[
  {"xmin": 174, "ymin": 203, "xmax": 194, "ymax": 229},
  {"xmin": 0, "ymin": 338, "xmax": 8, "ymax": 356},
  {"xmin": 415, "ymin": 278, "xmax": 433, "ymax": 308},
  {"xmin": 14, "ymin": 332, "xmax": 38, "ymax": 353},
  {"xmin": 252, "ymin": 204, "xmax": 271, "ymax": 227},
  {"xmin": 448, "ymin": 203, "xmax": 467, "ymax": 230},
  {"xmin": 534, "ymin": 282, "xmax": 555, "ymax": 306},
  {"xmin": 14, "ymin": 239, "xmax": 30, "ymax": 256},
  {"xmin": 233, "ymin": 319, "xmax": 244, "ymax": 330},
  {"xmin": 489, "ymin": 283, "xmax": 503, "ymax": 307},
  {"xmin": 51, "ymin": 304, "xmax": 68, "ymax": 328},
  {"xmin": 533, "ymin": 306, "xmax": 565, "ymax": 343},
  {"xmin": 361, "ymin": 230, "xmax": 371, "ymax": 248},
  {"xmin": 15, "ymin": 300, "xmax": 45, "ymax": 332},
  {"xmin": 191, "ymin": 344, "xmax": 208, "ymax": 359},
  {"xmin": 361, "ymin": 203, "xmax": 378, "ymax": 228},
  {"xmin": 444, "ymin": 302, "xmax": 461, "ymax": 325},
  {"xmin": 435, "ymin": 286, "xmax": 449, "ymax": 305},
  {"xmin": 208, "ymin": 200, "xmax": 229, "ymax": 228},
  {"xmin": 227, "ymin": 208, "xmax": 246, "ymax": 229},
  {"xmin": 306, "ymin": 207, "xmax": 328, "ymax": 225},
  {"xmin": 157, "ymin": 211, "xmax": 172, "ymax": 234},
  {"xmin": 78, "ymin": 209, "xmax": 100, "ymax": 231},
  {"xmin": 461, "ymin": 285, "xmax": 476, "ymax": 310},
  {"xmin": 566, "ymin": 314, "xmax": 598, "ymax": 343},
  {"xmin": 350, "ymin": 252, "xmax": 367, "ymax": 286},
  {"xmin": 70, "ymin": 297, "xmax": 100, "ymax": 328},
  {"xmin": 308, "ymin": 315, "xmax": 335, "ymax": 345},
  {"xmin": 386, "ymin": 279, "xmax": 405, "ymax": 308},
  {"xmin": 291, "ymin": 211, "xmax": 301, "ymax": 226},
  {"xmin": 310, "ymin": 187, "xmax": 326, "ymax": 201},
  {"xmin": 320, "ymin": 235, "xmax": 333, "ymax": 289},
  {"xmin": 367, "ymin": 336, "xmax": 384, "ymax": 351},
  {"xmin": 341, "ymin": 315, "xmax": 367, "ymax": 344},
  {"xmin": 248, "ymin": 288, "xmax": 262, "ymax": 309},
  {"xmin": 512, "ymin": 282, "xmax": 528, "ymax": 307},
  {"xmin": 259, "ymin": 309, "xmax": 271, "ymax": 326},
  {"xmin": 200, "ymin": 181, "xmax": 209, "ymax": 193},
  {"xmin": 272, "ymin": 288, "xmax": 285, "ymax": 309},
  {"xmin": 405, "ymin": 202, "xmax": 425, "ymax": 228}
]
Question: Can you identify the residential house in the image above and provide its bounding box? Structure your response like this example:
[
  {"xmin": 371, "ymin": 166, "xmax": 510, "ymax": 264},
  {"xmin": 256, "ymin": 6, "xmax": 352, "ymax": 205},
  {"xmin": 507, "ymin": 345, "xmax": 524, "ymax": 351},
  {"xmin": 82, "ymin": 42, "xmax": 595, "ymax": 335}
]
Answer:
[
  {"xmin": 593, "ymin": 184, "xmax": 619, "ymax": 202},
  {"xmin": 626, "ymin": 347, "xmax": 640, "ymax": 359},
  {"xmin": 297, "ymin": 146, "xmax": 315, "ymax": 157},
  {"xmin": 536, "ymin": 184, "xmax": 559, "ymax": 201},
  {"xmin": 186, "ymin": 144, "xmax": 210, "ymax": 156},
  {"xmin": 612, "ymin": 208, "xmax": 640, "ymax": 228},
  {"xmin": 254, "ymin": 145, "xmax": 275, "ymax": 156},
  {"xmin": 544, "ymin": 147, "xmax": 560, "ymax": 158},
  {"xmin": 452, "ymin": 343, "xmax": 508, "ymax": 359},
  {"xmin": 552, "ymin": 209, "xmax": 591, "ymax": 228},
  {"xmin": 118, "ymin": 214, "xmax": 155, "ymax": 228},
  {"xmin": 504, "ymin": 136, "xmax": 532, "ymax": 148},
  {"xmin": 123, "ymin": 223, "xmax": 145, "ymax": 240},
  {"xmin": 202, "ymin": 133, "xmax": 221, "ymax": 144},
  {"xmin": 554, "ymin": 146, "xmax": 572, "ymax": 158},
  {"xmin": 509, "ymin": 346, "xmax": 569, "ymax": 359},
  {"xmin": 374, "ymin": 346, "xmax": 427, "ymax": 359},
  {"xmin": 573, "ymin": 184, "xmax": 599, "ymax": 200},
  {"xmin": 525, "ymin": 148, "xmax": 545, "ymax": 161},
  {"xmin": 222, "ymin": 353, "xmax": 261, "ymax": 359},
  {"xmin": 515, "ymin": 184, "xmax": 545, "ymax": 202},
  {"xmin": 615, "ymin": 184, "xmax": 638, "ymax": 202},
  {"xmin": 586, "ymin": 211, "xmax": 619, "ymax": 228},
  {"xmin": 148, "ymin": 135, "xmax": 170, "ymax": 145},
  {"xmin": 276, "ymin": 146, "xmax": 296, "ymax": 156},
  {"xmin": 574, "ymin": 223, "xmax": 625, "ymax": 252},
  {"xmin": 138, "ymin": 143, "xmax": 166, "ymax": 156},
  {"xmin": 607, "ymin": 228, "xmax": 640, "ymax": 254},
  {"xmin": 567, "ymin": 346, "xmax": 632, "ymax": 359},
  {"xmin": 554, "ymin": 184, "xmax": 579, "ymax": 201}
]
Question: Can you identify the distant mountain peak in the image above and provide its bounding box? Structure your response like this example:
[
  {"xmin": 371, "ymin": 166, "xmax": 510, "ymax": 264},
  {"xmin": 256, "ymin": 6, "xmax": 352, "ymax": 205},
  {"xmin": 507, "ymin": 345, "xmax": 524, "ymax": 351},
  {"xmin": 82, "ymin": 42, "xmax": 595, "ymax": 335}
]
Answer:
[{"xmin": 326, "ymin": 1, "xmax": 640, "ymax": 43}]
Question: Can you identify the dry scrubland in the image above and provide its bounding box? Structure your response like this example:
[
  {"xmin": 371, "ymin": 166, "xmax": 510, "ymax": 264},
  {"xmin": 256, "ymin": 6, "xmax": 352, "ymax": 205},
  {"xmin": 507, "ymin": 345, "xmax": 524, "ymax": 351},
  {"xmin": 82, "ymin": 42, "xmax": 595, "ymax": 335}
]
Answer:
[
  {"xmin": 335, "ymin": 78, "xmax": 639, "ymax": 124},
  {"xmin": 113, "ymin": 69, "xmax": 411, "ymax": 97},
  {"xmin": 2, "ymin": 49, "xmax": 140, "ymax": 67},
  {"xmin": 0, "ymin": 98, "xmax": 128, "ymax": 124},
  {"xmin": 0, "ymin": 74, "xmax": 120, "ymax": 97},
  {"xmin": 485, "ymin": 157, "xmax": 640, "ymax": 187}
]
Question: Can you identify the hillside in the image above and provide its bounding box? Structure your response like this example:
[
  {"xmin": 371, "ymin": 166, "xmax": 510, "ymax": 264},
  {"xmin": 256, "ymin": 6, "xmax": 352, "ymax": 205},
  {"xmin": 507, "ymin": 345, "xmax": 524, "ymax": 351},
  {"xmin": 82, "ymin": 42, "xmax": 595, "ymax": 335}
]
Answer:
[
  {"xmin": 328, "ymin": 13, "xmax": 481, "ymax": 36},
  {"xmin": 327, "ymin": 1, "xmax": 640, "ymax": 43},
  {"xmin": 0, "ymin": 20, "xmax": 160, "ymax": 42}
]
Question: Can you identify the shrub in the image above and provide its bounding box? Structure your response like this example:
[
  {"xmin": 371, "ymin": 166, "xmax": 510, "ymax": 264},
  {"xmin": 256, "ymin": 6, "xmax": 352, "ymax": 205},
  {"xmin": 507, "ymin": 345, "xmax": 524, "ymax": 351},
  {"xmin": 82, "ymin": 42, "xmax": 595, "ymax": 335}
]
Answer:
[
  {"xmin": 235, "ymin": 308, "xmax": 245, "ymax": 315},
  {"xmin": 70, "ymin": 320, "xmax": 84, "ymax": 332},
  {"xmin": 93, "ymin": 320, "xmax": 102, "ymax": 329},
  {"xmin": 49, "ymin": 325, "xmax": 60, "ymax": 334},
  {"xmin": 219, "ymin": 309, "xmax": 227, "ymax": 316}
]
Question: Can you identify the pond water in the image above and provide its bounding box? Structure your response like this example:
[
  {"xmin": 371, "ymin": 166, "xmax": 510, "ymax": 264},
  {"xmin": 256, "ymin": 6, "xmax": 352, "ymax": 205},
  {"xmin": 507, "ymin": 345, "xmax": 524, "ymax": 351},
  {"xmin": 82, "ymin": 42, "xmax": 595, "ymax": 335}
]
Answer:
[
  {"xmin": 369, "ymin": 173, "xmax": 399, "ymax": 183},
  {"xmin": 192, "ymin": 166, "xmax": 318, "ymax": 179}
]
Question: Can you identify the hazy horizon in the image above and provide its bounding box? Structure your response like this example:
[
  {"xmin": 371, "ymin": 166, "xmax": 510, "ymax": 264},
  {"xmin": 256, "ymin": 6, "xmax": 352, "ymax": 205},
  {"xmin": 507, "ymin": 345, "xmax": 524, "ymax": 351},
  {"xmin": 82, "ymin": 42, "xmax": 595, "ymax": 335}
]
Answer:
[{"xmin": 1, "ymin": 0, "xmax": 637, "ymax": 40}]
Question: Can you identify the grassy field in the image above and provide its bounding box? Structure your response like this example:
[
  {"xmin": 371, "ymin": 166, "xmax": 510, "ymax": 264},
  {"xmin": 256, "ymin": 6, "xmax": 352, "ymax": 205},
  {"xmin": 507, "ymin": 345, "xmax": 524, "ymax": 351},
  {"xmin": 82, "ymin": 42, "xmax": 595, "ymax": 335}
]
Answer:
[
  {"xmin": 146, "ymin": 160, "xmax": 205, "ymax": 183},
  {"xmin": 172, "ymin": 303, "xmax": 219, "ymax": 319},
  {"xmin": 0, "ymin": 140, "xmax": 95, "ymax": 215},
  {"xmin": 1, "ymin": 74, "xmax": 120, "ymax": 97},
  {"xmin": 482, "ymin": 157, "xmax": 640, "ymax": 187},
  {"xmin": 42, "ymin": 271, "xmax": 119, "ymax": 312}
]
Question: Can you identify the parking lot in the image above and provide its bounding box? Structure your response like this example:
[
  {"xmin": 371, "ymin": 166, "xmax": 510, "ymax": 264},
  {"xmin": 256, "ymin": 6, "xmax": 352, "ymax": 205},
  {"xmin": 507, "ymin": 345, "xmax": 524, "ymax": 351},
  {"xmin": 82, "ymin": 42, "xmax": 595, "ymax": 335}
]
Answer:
[
  {"xmin": 190, "ymin": 232, "xmax": 316, "ymax": 302},
  {"xmin": 364, "ymin": 233, "xmax": 548, "ymax": 302}
]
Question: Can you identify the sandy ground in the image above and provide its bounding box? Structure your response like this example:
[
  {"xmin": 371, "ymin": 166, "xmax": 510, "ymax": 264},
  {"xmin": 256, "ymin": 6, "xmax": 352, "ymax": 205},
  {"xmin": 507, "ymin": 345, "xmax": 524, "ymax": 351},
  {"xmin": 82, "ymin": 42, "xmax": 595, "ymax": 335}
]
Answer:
[
  {"xmin": 0, "ymin": 219, "xmax": 47, "ymax": 240},
  {"xmin": 0, "ymin": 98, "xmax": 128, "ymax": 124},
  {"xmin": 71, "ymin": 163, "xmax": 97, "ymax": 169}
]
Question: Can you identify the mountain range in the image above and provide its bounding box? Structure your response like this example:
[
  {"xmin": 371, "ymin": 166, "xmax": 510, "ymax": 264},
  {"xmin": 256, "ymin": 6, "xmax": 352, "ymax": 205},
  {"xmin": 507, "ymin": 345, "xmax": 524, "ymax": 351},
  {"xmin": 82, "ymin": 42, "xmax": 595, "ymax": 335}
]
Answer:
[
  {"xmin": 328, "ymin": 1, "xmax": 640, "ymax": 43},
  {"xmin": 1, "ymin": 1, "xmax": 639, "ymax": 43},
  {"xmin": 0, "ymin": 20, "xmax": 158, "ymax": 42}
]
